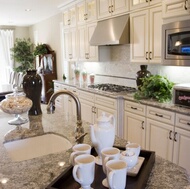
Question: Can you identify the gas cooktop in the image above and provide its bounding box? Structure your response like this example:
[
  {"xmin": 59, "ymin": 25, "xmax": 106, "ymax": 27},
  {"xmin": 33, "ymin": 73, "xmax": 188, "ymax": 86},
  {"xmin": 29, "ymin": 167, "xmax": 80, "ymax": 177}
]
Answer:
[{"xmin": 88, "ymin": 83, "xmax": 137, "ymax": 93}]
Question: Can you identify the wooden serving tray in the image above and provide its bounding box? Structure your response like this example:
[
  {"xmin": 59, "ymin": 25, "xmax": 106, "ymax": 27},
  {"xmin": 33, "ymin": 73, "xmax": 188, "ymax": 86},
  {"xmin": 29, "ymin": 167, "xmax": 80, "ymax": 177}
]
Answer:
[{"xmin": 46, "ymin": 146, "xmax": 155, "ymax": 189}]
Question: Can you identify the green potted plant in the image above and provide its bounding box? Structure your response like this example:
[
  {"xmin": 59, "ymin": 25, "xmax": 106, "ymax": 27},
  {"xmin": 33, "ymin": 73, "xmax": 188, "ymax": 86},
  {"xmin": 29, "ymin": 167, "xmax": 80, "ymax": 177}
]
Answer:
[
  {"xmin": 11, "ymin": 38, "xmax": 35, "ymax": 73},
  {"xmin": 134, "ymin": 75, "xmax": 174, "ymax": 103},
  {"xmin": 33, "ymin": 44, "xmax": 48, "ymax": 56}
]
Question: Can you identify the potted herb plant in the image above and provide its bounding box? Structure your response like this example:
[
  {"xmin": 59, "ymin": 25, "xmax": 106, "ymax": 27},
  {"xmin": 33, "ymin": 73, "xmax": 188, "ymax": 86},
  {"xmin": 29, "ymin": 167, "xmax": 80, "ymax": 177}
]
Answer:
[
  {"xmin": 11, "ymin": 38, "xmax": 35, "ymax": 73},
  {"xmin": 134, "ymin": 75, "xmax": 174, "ymax": 103}
]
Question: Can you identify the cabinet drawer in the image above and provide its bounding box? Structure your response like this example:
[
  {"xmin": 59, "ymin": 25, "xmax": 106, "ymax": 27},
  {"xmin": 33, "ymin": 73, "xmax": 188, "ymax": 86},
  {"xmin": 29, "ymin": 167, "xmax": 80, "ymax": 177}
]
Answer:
[
  {"xmin": 176, "ymin": 113, "xmax": 190, "ymax": 131},
  {"xmin": 147, "ymin": 106, "xmax": 175, "ymax": 125},
  {"xmin": 69, "ymin": 87, "xmax": 78, "ymax": 96},
  {"xmin": 54, "ymin": 83, "xmax": 63, "ymax": 91},
  {"xmin": 78, "ymin": 90, "xmax": 94, "ymax": 102},
  {"xmin": 95, "ymin": 95, "xmax": 117, "ymax": 109},
  {"xmin": 125, "ymin": 100, "xmax": 146, "ymax": 116}
]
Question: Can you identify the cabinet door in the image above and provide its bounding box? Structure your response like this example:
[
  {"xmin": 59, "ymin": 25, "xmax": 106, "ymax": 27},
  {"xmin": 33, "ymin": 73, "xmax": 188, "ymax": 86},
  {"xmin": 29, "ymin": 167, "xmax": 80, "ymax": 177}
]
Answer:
[
  {"xmin": 80, "ymin": 98, "xmax": 94, "ymax": 123},
  {"xmin": 149, "ymin": 6, "xmax": 162, "ymax": 64},
  {"xmin": 63, "ymin": 10, "xmax": 70, "ymax": 28},
  {"xmin": 130, "ymin": 10, "xmax": 149, "ymax": 63},
  {"xmin": 86, "ymin": 0, "xmax": 97, "ymax": 22},
  {"xmin": 78, "ymin": 25, "xmax": 86, "ymax": 61},
  {"xmin": 97, "ymin": 0, "xmax": 111, "ymax": 19},
  {"xmin": 162, "ymin": 0, "xmax": 190, "ymax": 18},
  {"xmin": 173, "ymin": 127, "xmax": 190, "ymax": 174},
  {"xmin": 146, "ymin": 118, "xmax": 174, "ymax": 161},
  {"xmin": 77, "ymin": 1, "xmax": 86, "ymax": 25},
  {"xmin": 124, "ymin": 112, "xmax": 146, "ymax": 149},
  {"xmin": 63, "ymin": 28, "xmax": 77, "ymax": 61},
  {"xmin": 130, "ymin": 0, "xmax": 161, "ymax": 10},
  {"xmin": 85, "ymin": 22, "xmax": 98, "ymax": 61},
  {"xmin": 130, "ymin": 0, "xmax": 148, "ymax": 10},
  {"xmin": 63, "ymin": 29, "xmax": 70, "ymax": 60},
  {"xmin": 112, "ymin": 0, "xmax": 129, "ymax": 16}
]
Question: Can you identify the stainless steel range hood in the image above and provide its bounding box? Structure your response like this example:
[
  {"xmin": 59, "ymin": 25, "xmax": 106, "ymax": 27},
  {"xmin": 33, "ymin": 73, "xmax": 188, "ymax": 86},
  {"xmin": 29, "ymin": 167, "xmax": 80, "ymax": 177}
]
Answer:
[{"xmin": 90, "ymin": 14, "xmax": 130, "ymax": 46}]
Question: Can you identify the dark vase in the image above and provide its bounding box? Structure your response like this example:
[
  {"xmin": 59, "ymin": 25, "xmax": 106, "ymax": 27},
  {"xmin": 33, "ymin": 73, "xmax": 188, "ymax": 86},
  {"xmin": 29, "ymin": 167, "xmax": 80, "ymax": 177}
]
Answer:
[
  {"xmin": 136, "ymin": 65, "xmax": 151, "ymax": 89},
  {"xmin": 23, "ymin": 70, "xmax": 42, "ymax": 115}
]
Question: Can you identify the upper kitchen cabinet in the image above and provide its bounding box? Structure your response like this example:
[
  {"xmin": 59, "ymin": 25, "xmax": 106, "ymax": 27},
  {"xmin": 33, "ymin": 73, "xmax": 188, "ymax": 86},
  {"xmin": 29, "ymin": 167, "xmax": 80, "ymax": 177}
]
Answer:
[
  {"xmin": 62, "ymin": 5, "xmax": 76, "ymax": 28},
  {"xmin": 162, "ymin": 0, "xmax": 190, "ymax": 19},
  {"xmin": 76, "ymin": 0, "xmax": 97, "ymax": 25},
  {"xmin": 130, "ymin": 0, "xmax": 161, "ymax": 11},
  {"xmin": 97, "ymin": 0, "xmax": 129, "ymax": 20},
  {"xmin": 63, "ymin": 27, "xmax": 77, "ymax": 61},
  {"xmin": 77, "ymin": 22, "xmax": 98, "ymax": 61},
  {"xmin": 130, "ymin": 6, "xmax": 162, "ymax": 64}
]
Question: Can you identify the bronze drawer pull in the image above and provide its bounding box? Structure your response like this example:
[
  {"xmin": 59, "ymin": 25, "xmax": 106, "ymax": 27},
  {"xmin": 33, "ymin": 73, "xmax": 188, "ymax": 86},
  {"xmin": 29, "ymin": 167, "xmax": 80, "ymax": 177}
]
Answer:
[
  {"xmin": 169, "ymin": 130, "xmax": 173, "ymax": 140},
  {"xmin": 131, "ymin": 106, "xmax": 137, "ymax": 110},
  {"xmin": 155, "ymin": 113, "xmax": 163, "ymax": 117}
]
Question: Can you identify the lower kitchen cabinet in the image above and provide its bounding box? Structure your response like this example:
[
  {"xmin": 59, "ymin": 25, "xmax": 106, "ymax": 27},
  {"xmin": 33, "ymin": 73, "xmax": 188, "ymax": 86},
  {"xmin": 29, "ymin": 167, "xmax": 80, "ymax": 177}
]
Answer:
[
  {"xmin": 146, "ymin": 118, "xmax": 174, "ymax": 161},
  {"xmin": 78, "ymin": 90, "xmax": 118, "ymax": 135},
  {"xmin": 146, "ymin": 106, "xmax": 175, "ymax": 161},
  {"xmin": 173, "ymin": 113, "xmax": 190, "ymax": 174},
  {"xmin": 124, "ymin": 100, "xmax": 146, "ymax": 149}
]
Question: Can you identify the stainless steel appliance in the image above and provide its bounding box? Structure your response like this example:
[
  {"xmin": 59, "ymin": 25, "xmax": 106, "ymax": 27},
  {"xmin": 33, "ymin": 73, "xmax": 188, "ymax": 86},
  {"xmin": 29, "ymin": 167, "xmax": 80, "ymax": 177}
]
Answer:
[
  {"xmin": 173, "ymin": 83, "xmax": 190, "ymax": 108},
  {"xmin": 88, "ymin": 83, "xmax": 136, "ymax": 93},
  {"xmin": 162, "ymin": 19, "xmax": 190, "ymax": 66}
]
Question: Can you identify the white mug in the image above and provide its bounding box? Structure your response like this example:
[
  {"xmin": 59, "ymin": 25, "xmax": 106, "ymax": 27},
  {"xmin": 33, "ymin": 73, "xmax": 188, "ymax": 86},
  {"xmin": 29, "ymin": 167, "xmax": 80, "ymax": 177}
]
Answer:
[
  {"xmin": 106, "ymin": 159, "xmax": 128, "ymax": 189},
  {"xmin": 69, "ymin": 143, "xmax": 91, "ymax": 165},
  {"xmin": 101, "ymin": 147, "xmax": 120, "ymax": 187},
  {"xmin": 126, "ymin": 142, "xmax": 141, "ymax": 157},
  {"xmin": 72, "ymin": 154, "xmax": 95, "ymax": 189}
]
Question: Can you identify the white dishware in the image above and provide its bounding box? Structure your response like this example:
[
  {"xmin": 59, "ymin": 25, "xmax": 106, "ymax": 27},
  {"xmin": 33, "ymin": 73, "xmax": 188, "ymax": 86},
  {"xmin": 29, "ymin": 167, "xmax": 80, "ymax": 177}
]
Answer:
[
  {"xmin": 120, "ymin": 150, "xmax": 138, "ymax": 169},
  {"xmin": 90, "ymin": 112, "xmax": 115, "ymax": 165},
  {"xmin": 69, "ymin": 143, "xmax": 91, "ymax": 165},
  {"xmin": 101, "ymin": 147, "xmax": 120, "ymax": 188},
  {"xmin": 126, "ymin": 142, "xmax": 141, "ymax": 157},
  {"xmin": 72, "ymin": 154, "xmax": 95, "ymax": 189},
  {"xmin": 106, "ymin": 159, "xmax": 128, "ymax": 189}
]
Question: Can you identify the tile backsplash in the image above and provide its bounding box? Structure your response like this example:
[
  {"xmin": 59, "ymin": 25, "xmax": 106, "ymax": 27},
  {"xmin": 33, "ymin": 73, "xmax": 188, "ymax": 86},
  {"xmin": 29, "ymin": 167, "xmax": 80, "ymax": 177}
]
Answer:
[{"xmin": 72, "ymin": 45, "xmax": 190, "ymax": 87}]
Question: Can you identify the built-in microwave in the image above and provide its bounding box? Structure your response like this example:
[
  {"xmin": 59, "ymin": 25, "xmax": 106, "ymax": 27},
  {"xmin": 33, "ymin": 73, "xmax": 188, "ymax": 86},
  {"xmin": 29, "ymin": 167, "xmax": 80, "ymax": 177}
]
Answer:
[{"xmin": 162, "ymin": 19, "xmax": 190, "ymax": 66}]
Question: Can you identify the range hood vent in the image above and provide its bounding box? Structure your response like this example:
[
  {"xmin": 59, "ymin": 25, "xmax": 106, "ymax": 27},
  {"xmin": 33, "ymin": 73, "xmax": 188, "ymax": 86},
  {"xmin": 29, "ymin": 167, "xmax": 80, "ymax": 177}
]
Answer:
[{"xmin": 90, "ymin": 14, "xmax": 130, "ymax": 46}]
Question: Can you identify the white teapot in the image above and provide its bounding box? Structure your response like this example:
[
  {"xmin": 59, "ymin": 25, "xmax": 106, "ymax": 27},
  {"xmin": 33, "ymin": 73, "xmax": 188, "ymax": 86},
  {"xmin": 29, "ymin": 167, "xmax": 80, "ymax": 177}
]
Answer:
[{"xmin": 90, "ymin": 112, "xmax": 115, "ymax": 165}]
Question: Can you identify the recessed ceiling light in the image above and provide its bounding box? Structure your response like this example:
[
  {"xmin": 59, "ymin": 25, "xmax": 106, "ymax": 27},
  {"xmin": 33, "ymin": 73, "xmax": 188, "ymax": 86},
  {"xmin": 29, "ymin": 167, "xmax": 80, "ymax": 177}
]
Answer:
[{"xmin": 25, "ymin": 9, "xmax": 31, "ymax": 12}]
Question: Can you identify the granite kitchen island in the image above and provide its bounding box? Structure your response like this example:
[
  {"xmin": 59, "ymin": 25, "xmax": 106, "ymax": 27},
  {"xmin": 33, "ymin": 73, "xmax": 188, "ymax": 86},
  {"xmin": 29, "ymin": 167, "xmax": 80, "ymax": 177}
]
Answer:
[{"xmin": 0, "ymin": 105, "xmax": 189, "ymax": 189}]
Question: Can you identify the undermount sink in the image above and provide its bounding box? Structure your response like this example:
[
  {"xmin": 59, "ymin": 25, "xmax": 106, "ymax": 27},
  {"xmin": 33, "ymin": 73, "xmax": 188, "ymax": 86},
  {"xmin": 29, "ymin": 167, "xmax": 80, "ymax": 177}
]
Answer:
[{"xmin": 4, "ymin": 133, "xmax": 72, "ymax": 162}]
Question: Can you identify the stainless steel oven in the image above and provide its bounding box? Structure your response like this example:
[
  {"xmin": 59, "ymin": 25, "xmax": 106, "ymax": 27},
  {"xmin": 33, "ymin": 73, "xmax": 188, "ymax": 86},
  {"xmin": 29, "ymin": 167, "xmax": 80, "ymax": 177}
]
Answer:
[{"xmin": 162, "ymin": 19, "xmax": 190, "ymax": 66}]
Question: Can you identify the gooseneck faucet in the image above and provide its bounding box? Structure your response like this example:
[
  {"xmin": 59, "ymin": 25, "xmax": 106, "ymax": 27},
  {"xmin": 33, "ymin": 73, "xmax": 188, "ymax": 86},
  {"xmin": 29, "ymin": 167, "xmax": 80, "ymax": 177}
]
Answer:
[{"xmin": 47, "ymin": 90, "xmax": 84, "ymax": 142}]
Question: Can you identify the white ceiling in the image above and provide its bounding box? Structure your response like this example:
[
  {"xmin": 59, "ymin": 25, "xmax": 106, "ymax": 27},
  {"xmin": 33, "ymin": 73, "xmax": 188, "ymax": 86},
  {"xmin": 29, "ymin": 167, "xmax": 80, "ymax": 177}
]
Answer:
[{"xmin": 0, "ymin": 0, "xmax": 68, "ymax": 26}]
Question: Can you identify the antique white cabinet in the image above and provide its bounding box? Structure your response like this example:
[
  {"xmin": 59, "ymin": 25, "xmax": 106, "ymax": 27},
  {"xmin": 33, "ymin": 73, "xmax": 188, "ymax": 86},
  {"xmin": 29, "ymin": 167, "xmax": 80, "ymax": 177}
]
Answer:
[
  {"xmin": 78, "ymin": 90, "xmax": 118, "ymax": 135},
  {"xmin": 63, "ymin": 27, "xmax": 77, "ymax": 61},
  {"xmin": 162, "ymin": 0, "xmax": 190, "ymax": 19},
  {"xmin": 62, "ymin": 5, "xmax": 76, "ymax": 28},
  {"xmin": 97, "ymin": 0, "xmax": 129, "ymax": 20},
  {"xmin": 76, "ymin": 0, "xmax": 97, "ymax": 25},
  {"xmin": 146, "ymin": 106, "xmax": 175, "ymax": 161},
  {"xmin": 124, "ymin": 100, "xmax": 146, "ymax": 149},
  {"xmin": 77, "ymin": 22, "xmax": 98, "ymax": 61},
  {"xmin": 173, "ymin": 113, "xmax": 190, "ymax": 174},
  {"xmin": 130, "ymin": 6, "xmax": 162, "ymax": 64},
  {"xmin": 130, "ymin": 0, "xmax": 161, "ymax": 11}
]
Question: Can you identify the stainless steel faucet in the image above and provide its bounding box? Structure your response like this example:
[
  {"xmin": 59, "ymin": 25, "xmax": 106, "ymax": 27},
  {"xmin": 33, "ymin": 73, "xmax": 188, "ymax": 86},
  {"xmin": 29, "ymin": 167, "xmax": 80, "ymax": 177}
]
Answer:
[{"xmin": 47, "ymin": 90, "xmax": 84, "ymax": 142}]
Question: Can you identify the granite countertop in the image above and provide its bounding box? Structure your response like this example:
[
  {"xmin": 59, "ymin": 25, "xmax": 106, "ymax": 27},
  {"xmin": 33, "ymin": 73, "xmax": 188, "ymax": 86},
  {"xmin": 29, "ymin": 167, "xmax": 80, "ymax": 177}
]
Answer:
[
  {"xmin": 54, "ymin": 80, "xmax": 190, "ymax": 116},
  {"xmin": 0, "ymin": 105, "xmax": 190, "ymax": 189}
]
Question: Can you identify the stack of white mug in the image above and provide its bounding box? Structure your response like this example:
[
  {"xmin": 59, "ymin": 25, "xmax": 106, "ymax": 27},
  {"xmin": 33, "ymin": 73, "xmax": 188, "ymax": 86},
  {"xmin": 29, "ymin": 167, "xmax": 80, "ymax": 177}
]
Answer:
[{"xmin": 70, "ymin": 142, "xmax": 141, "ymax": 189}]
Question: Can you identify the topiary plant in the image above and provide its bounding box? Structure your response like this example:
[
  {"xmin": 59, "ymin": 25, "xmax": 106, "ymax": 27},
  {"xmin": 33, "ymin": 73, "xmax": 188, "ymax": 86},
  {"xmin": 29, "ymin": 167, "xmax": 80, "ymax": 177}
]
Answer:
[
  {"xmin": 33, "ymin": 43, "xmax": 48, "ymax": 56},
  {"xmin": 11, "ymin": 38, "xmax": 35, "ymax": 73}
]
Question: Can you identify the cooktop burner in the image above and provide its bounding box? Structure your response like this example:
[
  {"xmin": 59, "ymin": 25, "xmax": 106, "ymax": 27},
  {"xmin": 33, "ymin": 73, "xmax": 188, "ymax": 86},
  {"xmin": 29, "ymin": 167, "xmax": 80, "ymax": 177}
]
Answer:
[{"xmin": 88, "ymin": 83, "xmax": 137, "ymax": 93}]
